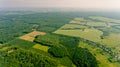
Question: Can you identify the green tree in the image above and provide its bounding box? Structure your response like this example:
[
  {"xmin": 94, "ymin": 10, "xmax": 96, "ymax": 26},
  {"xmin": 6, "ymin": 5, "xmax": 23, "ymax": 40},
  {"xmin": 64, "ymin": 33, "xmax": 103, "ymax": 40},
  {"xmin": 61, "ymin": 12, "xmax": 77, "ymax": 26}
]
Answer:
[
  {"xmin": 4, "ymin": 48, "xmax": 58, "ymax": 67},
  {"xmin": 48, "ymin": 46, "xmax": 68, "ymax": 58},
  {"xmin": 72, "ymin": 47, "xmax": 98, "ymax": 67}
]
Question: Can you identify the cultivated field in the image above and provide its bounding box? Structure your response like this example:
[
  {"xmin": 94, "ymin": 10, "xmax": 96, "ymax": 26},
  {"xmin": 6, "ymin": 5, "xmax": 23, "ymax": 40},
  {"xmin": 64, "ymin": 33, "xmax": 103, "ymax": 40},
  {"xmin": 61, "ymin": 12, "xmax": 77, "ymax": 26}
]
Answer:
[
  {"xmin": 54, "ymin": 16, "xmax": 120, "ymax": 67},
  {"xmin": 60, "ymin": 24, "xmax": 87, "ymax": 29},
  {"xmin": 55, "ymin": 29, "xmax": 103, "ymax": 42},
  {"xmin": 89, "ymin": 16, "xmax": 120, "ymax": 23},
  {"xmin": 19, "ymin": 31, "xmax": 46, "ymax": 42}
]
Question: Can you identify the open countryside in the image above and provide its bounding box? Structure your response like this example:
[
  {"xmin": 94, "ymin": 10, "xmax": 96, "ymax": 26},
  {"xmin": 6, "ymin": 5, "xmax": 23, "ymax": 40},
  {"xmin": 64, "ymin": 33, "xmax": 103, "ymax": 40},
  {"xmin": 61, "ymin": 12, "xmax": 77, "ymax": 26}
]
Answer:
[
  {"xmin": 54, "ymin": 16, "xmax": 120, "ymax": 67},
  {"xmin": 0, "ymin": 11, "xmax": 120, "ymax": 67}
]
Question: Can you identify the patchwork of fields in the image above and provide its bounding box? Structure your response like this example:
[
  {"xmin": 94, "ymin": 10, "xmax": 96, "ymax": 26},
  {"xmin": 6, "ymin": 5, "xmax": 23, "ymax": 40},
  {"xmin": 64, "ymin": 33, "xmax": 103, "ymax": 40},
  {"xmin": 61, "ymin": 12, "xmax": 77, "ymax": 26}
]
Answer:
[
  {"xmin": 54, "ymin": 16, "xmax": 120, "ymax": 67},
  {"xmin": 1, "ymin": 15, "xmax": 120, "ymax": 67},
  {"xmin": 1, "ymin": 11, "xmax": 120, "ymax": 67}
]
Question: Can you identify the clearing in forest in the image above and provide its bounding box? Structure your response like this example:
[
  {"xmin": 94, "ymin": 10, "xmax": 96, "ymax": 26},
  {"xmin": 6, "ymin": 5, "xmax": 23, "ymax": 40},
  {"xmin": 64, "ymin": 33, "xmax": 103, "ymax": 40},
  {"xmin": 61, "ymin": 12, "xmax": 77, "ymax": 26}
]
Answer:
[
  {"xmin": 19, "ymin": 31, "xmax": 46, "ymax": 42},
  {"xmin": 0, "ymin": 44, "xmax": 2, "ymax": 46},
  {"xmin": 33, "ymin": 44, "xmax": 49, "ymax": 52}
]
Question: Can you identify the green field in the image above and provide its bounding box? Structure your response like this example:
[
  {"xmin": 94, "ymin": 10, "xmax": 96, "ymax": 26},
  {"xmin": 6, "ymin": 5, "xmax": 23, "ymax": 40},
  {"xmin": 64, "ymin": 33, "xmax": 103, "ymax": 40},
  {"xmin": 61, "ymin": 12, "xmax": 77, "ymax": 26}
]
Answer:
[
  {"xmin": 33, "ymin": 44, "xmax": 49, "ymax": 52},
  {"xmin": 86, "ymin": 22, "xmax": 107, "ymax": 26},
  {"xmin": 60, "ymin": 24, "xmax": 87, "ymax": 29},
  {"xmin": 55, "ymin": 29, "xmax": 103, "ymax": 42},
  {"xmin": 54, "ymin": 16, "xmax": 120, "ymax": 67},
  {"xmin": 89, "ymin": 16, "xmax": 120, "ymax": 23}
]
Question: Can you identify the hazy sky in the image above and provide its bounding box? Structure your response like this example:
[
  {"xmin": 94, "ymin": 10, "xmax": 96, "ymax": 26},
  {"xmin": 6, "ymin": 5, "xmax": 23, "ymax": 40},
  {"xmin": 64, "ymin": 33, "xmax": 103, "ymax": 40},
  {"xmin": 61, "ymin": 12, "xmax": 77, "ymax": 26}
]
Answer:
[{"xmin": 0, "ymin": 0, "xmax": 120, "ymax": 9}]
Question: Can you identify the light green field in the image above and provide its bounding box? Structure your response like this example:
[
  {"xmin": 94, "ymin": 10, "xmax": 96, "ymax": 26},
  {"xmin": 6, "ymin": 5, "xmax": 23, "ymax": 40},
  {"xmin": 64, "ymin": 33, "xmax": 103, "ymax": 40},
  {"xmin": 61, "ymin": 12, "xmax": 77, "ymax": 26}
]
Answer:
[
  {"xmin": 100, "ymin": 34, "xmax": 120, "ymax": 47},
  {"xmin": 54, "ymin": 29, "xmax": 103, "ymax": 42},
  {"xmin": 57, "ymin": 65, "xmax": 67, "ymax": 67},
  {"xmin": 54, "ymin": 16, "xmax": 120, "ymax": 67},
  {"xmin": 86, "ymin": 22, "xmax": 107, "ymax": 26},
  {"xmin": 33, "ymin": 44, "xmax": 49, "ymax": 52},
  {"xmin": 78, "ymin": 41, "xmax": 119, "ymax": 67},
  {"xmin": 89, "ymin": 16, "xmax": 120, "ymax": 23},
  {"xmin": 69, "ymin": 20, "xmax": 86, "ymax": 25},
  {"xmin": 54, "ymin": 17, "xmax": 120, "ymax": 54},
  {"xmin": 69, "ymin": 17, "xmax": 87, "ymax": 25},
  {"xmin": 60, "ymin": 24, "xmax": 87, "ymax": 29},
  {"xmin": 100, "ymin": 34, "xmax": 120, "ymax": 56},
  {"xmin": 0, "ymin": 47, "xmax": 9, "ymax": 51},
  {"xmin": 74, "ymin": 17, "xmax": 85, "ymax": 21}
]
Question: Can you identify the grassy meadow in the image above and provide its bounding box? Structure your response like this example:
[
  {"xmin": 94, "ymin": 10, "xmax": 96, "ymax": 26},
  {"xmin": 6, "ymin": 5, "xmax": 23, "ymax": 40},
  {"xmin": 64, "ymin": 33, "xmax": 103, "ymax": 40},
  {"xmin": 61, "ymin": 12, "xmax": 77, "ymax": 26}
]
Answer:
[{"xmin": 33, "ymin": 44, "xmax": 49, "ymax": 52}]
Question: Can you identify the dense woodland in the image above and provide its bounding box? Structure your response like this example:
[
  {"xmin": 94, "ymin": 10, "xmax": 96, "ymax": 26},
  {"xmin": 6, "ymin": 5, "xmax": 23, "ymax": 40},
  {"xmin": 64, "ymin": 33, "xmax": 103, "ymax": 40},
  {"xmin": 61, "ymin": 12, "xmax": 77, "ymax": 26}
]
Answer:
[{"xmin": 4, "ymin": 48, "xmax": 58, "ymax": 67}]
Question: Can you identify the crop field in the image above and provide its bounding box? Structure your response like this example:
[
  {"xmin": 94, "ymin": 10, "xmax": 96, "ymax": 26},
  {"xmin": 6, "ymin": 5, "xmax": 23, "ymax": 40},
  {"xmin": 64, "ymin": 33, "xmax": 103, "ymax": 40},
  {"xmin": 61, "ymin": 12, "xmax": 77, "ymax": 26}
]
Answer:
[
  {"xmin": 89, "ymin": 16, "xmax": 120, "ymax": 23},
  {"xmin": 19, "ymin": 31, "xmax": 46, "ymax": 42},
  {"xmin": 54, "ymin": 16, "xmax": 120, "ymax": 67},
  {"xmin": 33, "ymin": 44, "xmax": 49, "ymax": 52},
  {"xmin": 101, "ymin": 34, "xmax": 120, "ymax": 47},
  {"xmin": 55, "ymin": 29, "xmax": 102, "ymax": 42},
  {"xmin": 86, "ymin": 22, "xmax": 107, "ymax": 26},
  {"xmin": 60, "ymin": 24, "xmax": 87, "ymax": 29}
]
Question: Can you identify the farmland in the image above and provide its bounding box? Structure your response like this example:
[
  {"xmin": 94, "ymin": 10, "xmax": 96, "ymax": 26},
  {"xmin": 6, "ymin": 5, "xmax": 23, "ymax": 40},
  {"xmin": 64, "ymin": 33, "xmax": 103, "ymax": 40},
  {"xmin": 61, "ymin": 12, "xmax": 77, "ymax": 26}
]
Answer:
[
  {"xmin": 19, "ymin": 31, "xmax": 46, "ymax": 42},
  {"xmin": 54, "ymin": 16, "xmax": 120, "ymax": 67},
  {"xmin": 55, "ymin": 29, "xmax": 103, "ymax": 42},
  {"xmin": 0, "ymin": 11, "xmax": 120, "ymax": 67}
]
